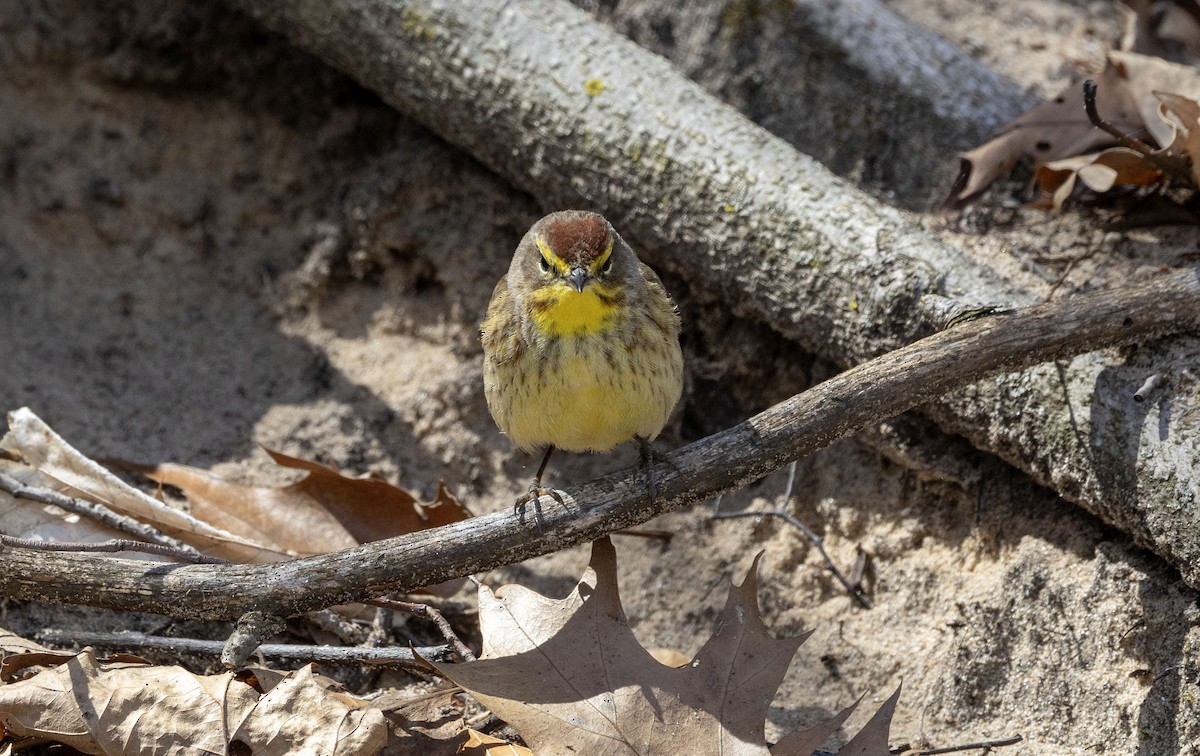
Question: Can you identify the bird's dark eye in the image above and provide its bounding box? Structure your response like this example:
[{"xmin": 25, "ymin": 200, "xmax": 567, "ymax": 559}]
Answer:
[
  {"xmin": 600, "ymin": 256, "xmax": 613, "ymax": 273},
  {"xmin": 539, "ymin": 255, "xmax": 551, "ymax": 273}
]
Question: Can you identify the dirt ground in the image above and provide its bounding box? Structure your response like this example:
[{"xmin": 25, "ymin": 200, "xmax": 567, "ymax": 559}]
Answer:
[{"xmin": 2, "ymin": 1, "xmax": 1199, "ymax": 754}]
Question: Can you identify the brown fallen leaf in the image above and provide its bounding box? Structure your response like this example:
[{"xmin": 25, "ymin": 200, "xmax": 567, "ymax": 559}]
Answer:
[
  {"xmin": 1035, "ymin": 147, "xmax": 1166, "ymax": 210},
  {"xmin": 948, "ymin": 49, "xmax": 1200, "ymax": 210},
  {"xmin": 1, "ymin": 408, "xmax": 281, "ymax": 562},
  {"xmin": 0, "ymin": 649, "xmax": 389, "ymax": 754},
  {"xmin": 433, "ymin": 538, "xmax": 895, "ymax": 756},
  {"xmin": 1032, "ymin": 81, "xmax": 1200, "ymax": 209},
  {"xmin": 121, "ymin": 447, "xmax": 471, "ymax": 558},
  {"xmin": 945, "ymin": 62, "xmax": 1143, "ymax": 207}
]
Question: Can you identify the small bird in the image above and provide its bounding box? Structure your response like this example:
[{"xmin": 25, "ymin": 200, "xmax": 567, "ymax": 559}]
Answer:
[{"xmin": 481, "ymin": 210, "xmax": 684, "ymax": 515}]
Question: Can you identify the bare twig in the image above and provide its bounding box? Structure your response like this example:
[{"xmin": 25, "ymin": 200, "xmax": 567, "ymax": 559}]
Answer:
[
  {"xmin": 0, "ymin": 472, "xmax": 199, "ymax": 555},
  {"xmin": 0, "ymin": 268, "xmax": 1193, "ymax": 620},
  {"xmin": 905, "ymin": 733, "xmax": 1023, "ymax": 754},
  {"xmin": 36, "ymin": 629, "xmax": 453, "ymax": 668},
  {"xmin": 712, "ymin": 460, "xmax": 870, "ymax": 607},
  {"xmin": 1081, "ymin": 80, "xmax": 1156, "ymax": 156},
  {"xmin": 368, "ymin": 597, "xmax": 476, "ymax": 662},
  {"xmin": 712, "ymin": 505, "xmax": 873, "ymax": 609},
  {"xmin": 0, "ymin": 534, "xmax": 227, "ymax": 564},
  {"xmin": 1082, "ymin": 79, "xmax": 1191, "ymax": 182}
]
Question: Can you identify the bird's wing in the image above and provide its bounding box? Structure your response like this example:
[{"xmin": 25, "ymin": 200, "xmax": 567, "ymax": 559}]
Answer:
[
  {"xmin": 480, "ymin": 274, "xmax": 523, "ymax": 366},
  {"xmin": 638, "ymin": 262, "xmax": 682, "ymax": 329}
]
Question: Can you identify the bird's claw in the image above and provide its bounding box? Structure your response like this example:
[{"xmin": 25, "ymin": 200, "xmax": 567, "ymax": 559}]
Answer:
[
  {"xmin": 636, "ymin": 437, "xmax": 677, "ymax": 503},
  {"xmin": 514, "ymin": 486, "xmax": 566, "ymax": 532}
]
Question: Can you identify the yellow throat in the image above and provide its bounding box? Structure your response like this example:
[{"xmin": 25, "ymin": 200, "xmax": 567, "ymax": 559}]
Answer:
[{"xmin": 528, "ymin": 284, "xmax": 620, "ymax": 336}]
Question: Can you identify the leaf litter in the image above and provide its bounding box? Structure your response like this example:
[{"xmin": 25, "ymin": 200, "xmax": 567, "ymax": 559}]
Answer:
[
  {"xmin": 946, "ymin": 45, "xmax": 1200, "ymax": 213},
  {"xmin": 1, "ymin": 407, "xmax": 470, "ymax": 562},
  {"xmin": 1, "ymin": 412, "xmax": 896, "ymax": 753}
]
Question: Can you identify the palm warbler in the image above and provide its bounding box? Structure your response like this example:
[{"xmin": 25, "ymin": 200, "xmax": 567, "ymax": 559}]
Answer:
[{"xmin": 481, "ymin": 210, "xmax": 683, "ymax": 512}]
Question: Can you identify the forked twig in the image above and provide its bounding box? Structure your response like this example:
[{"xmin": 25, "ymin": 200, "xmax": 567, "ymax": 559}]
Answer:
[
  {"xmin": 367, "ymin": 597, "xmax": 477, "ymax": 662},
  {"xmin": 712, "ymin": 462, "xmax": 871, "ymax": 608},
  {"xmin": 0, "ymin": 472, "xmax": 197, "ymax": 555}
]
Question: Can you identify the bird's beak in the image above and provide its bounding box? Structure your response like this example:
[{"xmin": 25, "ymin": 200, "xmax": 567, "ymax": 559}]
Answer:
[{"xmin": 567, "ymin": 266, "xmax": 588, "ymax": 292}]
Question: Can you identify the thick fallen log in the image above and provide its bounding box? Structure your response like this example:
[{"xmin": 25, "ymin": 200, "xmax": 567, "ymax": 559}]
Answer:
[
  {"xmin": 225, "ymin": 0, "xmax": 1200, "ymax": 586},
  {"xmin": 591, "ymin": 0, "xmax": 1035, "ymax": 208}
]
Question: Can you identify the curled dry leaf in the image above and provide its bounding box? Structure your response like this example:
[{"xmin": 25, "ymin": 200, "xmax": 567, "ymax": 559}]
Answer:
[
  {"xmin": 1035, "ymin": 147, "xmax": 1166, "ymax": 210},
  {"xmin": 947, "ymin": 50, "xmax": 1200, "ymax": 209},
  {"xmin": 945, "ymin": 62, "xmax": 1142, "ymax": 207},
  {"xmin": 1157, "ymin": 91, "xmax": 1200, "ymax": 185},
  {"xmin": 1, "ymin": 408, "xmax": 277, "ymax": 562},
  {"xmin": 0, "ymin": 648, "xmax": 391, "ymax": 755},
  {"xmin": 120, "ymin": 447, "xmax": 472, "ymax": 557},
  {"xmin": 432, "ymin": 538, "xmax": 895, "ymax": 756}
]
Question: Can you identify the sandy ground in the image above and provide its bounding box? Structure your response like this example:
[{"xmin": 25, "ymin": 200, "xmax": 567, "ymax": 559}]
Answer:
[{"xmin": 2, "ymin": 1, "xmax": 1199, "ymax": 753}]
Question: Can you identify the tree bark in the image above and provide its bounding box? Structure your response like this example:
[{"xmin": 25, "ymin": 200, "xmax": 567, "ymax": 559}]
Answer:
[
  {"xmin": 1, "ymin": 268, "xmax": 1195, "ymax": 619},
  {"xmin": 588, "ymin": 0, "xmax": 1035, "ymax": 209}
]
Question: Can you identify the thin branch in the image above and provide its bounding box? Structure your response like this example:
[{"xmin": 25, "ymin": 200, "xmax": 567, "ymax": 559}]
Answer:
[
  {"xmin": 36, "ymin": 629, "xmax": 453, "ymax": 668},
  {"xmin": 0, "ymin": 534, "xmax": 226, "ymax": 565},
  {"xmin": 0, "ymin": 472, "xmax": 201, "ymax": 555},
  {"xmin": 712, "ymin": 507, "xmax": 872, "ymax": 609},
  {"xmin": 908, "ymin": 734, "xmax": 1024, "ymax": 754},
  {"xmin": 366, "ymin": 597, "xmax": 477, "ymax": 662},
  {"xmin": 1082, "ymin": 79, "xmax": 1191, "ymax": 182},
  {"xmin": 0, "ymin": 268, "xmax": 1194, "ymax": 620},
  {"xmin": 1081, "ymin": 80, "xmax": 1156, "ymax": 156},
  {"xmin": 712, "ymin": 460, "xmax": 871, "ymax": 608}
]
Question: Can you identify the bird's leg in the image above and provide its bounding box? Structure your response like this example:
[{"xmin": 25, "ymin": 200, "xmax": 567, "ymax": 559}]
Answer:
[
  {"xmin": 515, "ymin": 446, "xmax": 565, "ymax": 529},
  {"xmin": 635, "ymin": 436, "xmax": 678, "ymax": 503}
]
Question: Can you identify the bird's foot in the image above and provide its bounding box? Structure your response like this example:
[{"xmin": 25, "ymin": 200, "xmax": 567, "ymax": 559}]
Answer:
[
  {"xmin": 635, "ymin": 437, "xmax": 678, "ymax": 503},
  {"xmin": 514, "ymin": 486, "xmax": 566, "ymax": 532}
]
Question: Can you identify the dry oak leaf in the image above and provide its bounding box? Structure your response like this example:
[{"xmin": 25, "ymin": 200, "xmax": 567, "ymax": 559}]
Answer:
[
  {"xmin": 946, "ymin": 60, "xmax": 1142, "ymax": 206},
  {"xmin": 0, "ymin": 649, "xmax": 387, "ymax": 755},
  {"xmin": 118, "ymin": 447, "xmax": 471, "ymax": 558},
  {"xmin": 1035, "ymin": 147, "xmax": 1166, "ymax": 210},
  {"xmin": 1, "ymin": 408, "xmax": 278, "ymax": 563},
  {"xmin": 1033, "ymin": 86, "xmax": 1200, "ymax": 209},
  {"xmin": 949, "ymin": 51, "xmax": 1200, "ymax": 208},
  {"xmin": 432, "ymin": 538, "xmax": 895, "ymax": 756}
]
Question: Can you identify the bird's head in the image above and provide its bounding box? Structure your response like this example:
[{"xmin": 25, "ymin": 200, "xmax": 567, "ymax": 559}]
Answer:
[{"xmin": 513, "ymin": 211, "xmax": 631, "ymax": 336}]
